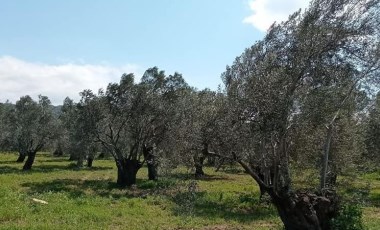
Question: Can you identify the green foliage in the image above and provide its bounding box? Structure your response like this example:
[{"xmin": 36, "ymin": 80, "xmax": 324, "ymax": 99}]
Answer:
[
  {"xmin": 0, "ymin": 0, "xmax": 379, "ymax": 228},
  {"xmin": 331, "ymin": 204, "xmax": 366, "ymax": 230},
  {"xmin": 0, "ymin": 154, "xmax": 379, "ymax": 229},
  {"xmin": 365, "ymin": 93, "xmax": 380, "ymax": 166},
  {"xmin": 5, "ymin": 95, "xmax": 58, "ymax": 154}
]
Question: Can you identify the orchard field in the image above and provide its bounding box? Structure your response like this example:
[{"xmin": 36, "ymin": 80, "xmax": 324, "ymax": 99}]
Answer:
[{"xmin": 0, "ymin": 153, "xmax": 379, "ymax": 230}]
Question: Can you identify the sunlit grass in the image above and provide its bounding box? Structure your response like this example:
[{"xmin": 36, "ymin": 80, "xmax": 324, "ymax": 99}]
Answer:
[
  {"xmin": 0, "ymin": 152, "xmax": 281, "ymax": 229},
  {"xmin": 0, "ymin": 152, "xmax": 378, "ymax": 229}
]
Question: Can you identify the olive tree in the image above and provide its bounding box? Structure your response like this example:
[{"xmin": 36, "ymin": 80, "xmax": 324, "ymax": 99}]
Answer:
[
  {"xmin": 0, "ymin": 101, "xmax": 14, "ymax": 152},
  {"xmin": 60, "ymin": 96, "xmax": 98, "ymax": 167},
  {"xmin": 5, "ymin": 95, "xmax": 58, "ymax": 170},
  {"xmin": 217, "ymin": 0, "xmax": 380, "ymax": 229},
  {"xmin": 83, "ymin": 68, "xmax": 189, "ymax": 186},
  {"xmin": 172, "ymin": 89, "xmax": 224, "ymax": 177},
  {"xmin": 365, "ymin": 92, "xmax": 380, "ymax": 165},
  {"xmin": 136, "ymin": 67, "xmax": 190, "ymax": 180}
]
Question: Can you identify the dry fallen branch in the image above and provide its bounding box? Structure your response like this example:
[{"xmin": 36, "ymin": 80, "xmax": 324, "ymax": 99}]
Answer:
[{"xmin": 32, "ymin": 198, "xmax": 48, "ymax": 205}]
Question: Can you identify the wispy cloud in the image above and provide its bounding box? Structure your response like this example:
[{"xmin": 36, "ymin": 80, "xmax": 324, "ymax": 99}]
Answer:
[
  {"xmin": 243, "ymin": 0, "xmax": 309, "ymax": 32},
  {"xmin": 0, "ymin": 56, "xmax": 142, "ymax": 105}
]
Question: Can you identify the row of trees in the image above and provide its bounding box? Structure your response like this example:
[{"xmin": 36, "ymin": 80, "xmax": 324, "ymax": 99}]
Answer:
[{"xmin": 0, "ymin": 0, "xmax": 379, "ymax": 229}]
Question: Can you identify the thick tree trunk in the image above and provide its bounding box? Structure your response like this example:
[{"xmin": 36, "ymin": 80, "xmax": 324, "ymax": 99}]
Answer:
[
  {"xmin": 16, "ymin": 151, "xmax": 26, "ymax": 162},
  {"xmin": 125, "ymin": 159, "xmax": 140, "ymax": 186},
  {"xmin": 143, "ymin": 146, "xmax": 158, "ymax": 180},
  {"xmin": 77, "ymin": 156, "xmax": 84, "ymax": 168},
  {"xmin": 194, "ymin": 155, "xmax": 205, "ymax": 178},
  {"xmin": 22, "ymin": 151, "xmax": 37, "ymax": 170},
  {"xmin": 116, "ymin": 162, "xmax": 127, "ymax": 187},
  {"xmin": 87, "ymin": 157, "xmax": 93, "ymax": 168},
  {"xmin": 194, "ymin": 144, "xmax": 210, "ymax": 178},
  {"xmin": 116, "ymin": 159, "xmax": 141, "ymax": 187},
  {"xmin": 239, "ymin": 160, "xmax": 339, "ymax": 230},
  {"xmin": 68, "ymin": 152, "xmax": 77, "ymax": 161},
  {"xmin": 147, "ymin": 162, "xmax": 157, "ymax": 180},
  {"xmin": 98, "ymin": 152, "xmax": 105, "ymax": 159},
  {"xmin": 206, "ymin": 155, "xmax": 216, "ymax": 166},
  {"xmin": 268, "ymin": 190, "xmax": 339, "ymax": 230},
  {"xmin": 53, "ymin": 145, "xmax": 64, "ymax": 156},
  {"xmin": 53, "ymin": 148, "xmax": 64, "ymax": 156}
]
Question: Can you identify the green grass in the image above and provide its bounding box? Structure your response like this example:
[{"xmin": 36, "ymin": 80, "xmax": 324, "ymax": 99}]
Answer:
[{"xmin": 0, "ymin": 152, "xmax": 379, "ymax": 229}]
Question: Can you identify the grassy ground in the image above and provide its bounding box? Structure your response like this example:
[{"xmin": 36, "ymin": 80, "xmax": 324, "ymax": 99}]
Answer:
[{"xmin": 0, "ymin": 153, "xmax": 379, "ymax": 229}]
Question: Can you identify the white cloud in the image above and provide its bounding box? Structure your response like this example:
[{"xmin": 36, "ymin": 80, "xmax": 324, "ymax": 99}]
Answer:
[
  {"xmin": 243, "ymin": 0, "xmax": 309, "ymax": 32},
  {"xmin": 0, "ymin": 56, "xmax": 142, "ymax": 105}
]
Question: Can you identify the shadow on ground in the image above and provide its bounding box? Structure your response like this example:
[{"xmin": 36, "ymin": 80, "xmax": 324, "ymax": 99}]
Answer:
[
  {"xmin": 0, "ymin": 165, "xmax": 22, "ymax": 174},
  {"xmin": 22, "ymin": 178, "xmax": 120, "ymax": 198},
  {"xmin": 171, "ymin": 189, "xmax": 277, "ymax": 223},
  {"xmin": 169, "ymin": 172, "xmax": 233, "ymax": 182},
  {"xmin": 0, "ymin": 160, "xmax": 22, "ymax": 165},
  {"xmin": 0, "ymin": 164, "xmax": 113, "ymax": 174},
  {"xmin": 38, "ymin": 158, "xmax": 74, "ymax": 163},
  {"xmin": 370, "ymin": 193, "xmax": 380, "ymax": 207},
  {"xmin": 21, "ymin": 177, "xmax": 179, "ymax": 199}
]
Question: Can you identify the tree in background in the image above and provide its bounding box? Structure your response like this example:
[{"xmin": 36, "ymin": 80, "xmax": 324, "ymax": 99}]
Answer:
[
  {"xmin": 137, "ymin": 67, "xmax": 190, "ymax": 180},
  {"xmin": 82, "ymin": 69, "xmax": 190, "ymax": 186},
  {"xmin": 172, "ymin": 89, "xmax": 224, "ymax": 177},
  {"xmin": 365, "ymin": 92, "xmax": 380, "ymax": 166},
  {"xmin": 60, "ymin": 96, "xmax": 98, "ymax": 168},
  {"xmin": 0, "ymin": 101, "xmax": 14, "ymax": 153},
  {"xmin": 4, "ymin": 95, "xmax": 58, "ymax": 170}
]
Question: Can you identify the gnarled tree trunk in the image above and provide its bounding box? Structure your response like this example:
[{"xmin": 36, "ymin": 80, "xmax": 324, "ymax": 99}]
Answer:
[
  {"xmin": 194, "ymin": 143, "xmax": 210, "ymax": 178},
  {"xmin": 16, "ymin": 151, "xmax": 26, "ymax": 162},
  {"xmin": 53, "ymin": 144, "xmax": 64, "ymax": 156},
  {"xmin": 143, "ymin": 145, "xmax": 158, "ymax": 180},
  {"xmin": 271, "ymin": 190, "xmax": 339, "ymax": 230},
  {"xmin": 194, "ymin": 154, "xmax": 205, "ymax": 178},
  {"xmin": 206, "ymin": 155, "xmax": 216, "ymax": 166},
  {"xmin": 76, "ymin": 155, "xmax": 84, "ymax": 168},
  {"xmin": 68, "ymin": 152, "xmax": 77, "ymax": 161},
  {"xmin": 116, "ymin": 159, "xmax": 142, "ymax": 187},
  {"xmin": 22, "ymin": 151, "xmax": 37, "ymax": 170},
  {"xmin": 87, "ymin": 157, "xmax": 93, "ymax": 167},
  {"xmin": 239, "ymin": 160, "xmax": 339, "ymax": 230},
  {"xmin": 86, "ymin": 146, "xmax": 96, "ymax": 168},
  {"xmin": 98, "ymin": 152, "xmax": 105, "ymax": 159}
]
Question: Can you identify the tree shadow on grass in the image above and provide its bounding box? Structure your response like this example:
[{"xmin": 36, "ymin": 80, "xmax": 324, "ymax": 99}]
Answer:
[
  {"xmin": 35, "ymin": 164, "xmax": 113, "ymax": 172},
  {"xmin": 217, "ymin": 166, "xmax": 245, "ymax": 174},
  {"xmin": 370, "ymin": 193, "xmax": 380, "ymax": 207},
  {"xmin": 22, "ymin": 178, "xmax": 121, "ymax": 199},
  {"xmin": 172, "ymin": 191, "xmax": 278, "ymax": 223},
  {"xmin": 169, "ymin": 172, "xmax": 232, "ymax": 182},
  {"xmin": 0, "ymin": 165, "xmax": 23, "ymax": 174},
  {"xmin": 21, "ymin": 177, "xmax": 180, "ymax": 200},
  {"xmin": 0, "ymin": 164, "xmax": 113, "ymax": 174},
  {"xmin": 0, "ymin": 160, "xmax": 23, "ymax": 165},
  {"xmin": 38, "ymin": 158, "xmax": 74, "ymax": 163}
]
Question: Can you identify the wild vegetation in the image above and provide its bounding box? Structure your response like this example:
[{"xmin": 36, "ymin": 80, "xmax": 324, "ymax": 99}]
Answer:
[{"xmin": 0, "ymin": 0, "xmax": 380, "ymax": 229}]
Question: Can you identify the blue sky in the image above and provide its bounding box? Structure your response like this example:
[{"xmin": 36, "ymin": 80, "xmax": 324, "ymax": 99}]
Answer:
[{"xmin": 0, "ymin": 0, "xmax": 308, "ymax": 104}]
